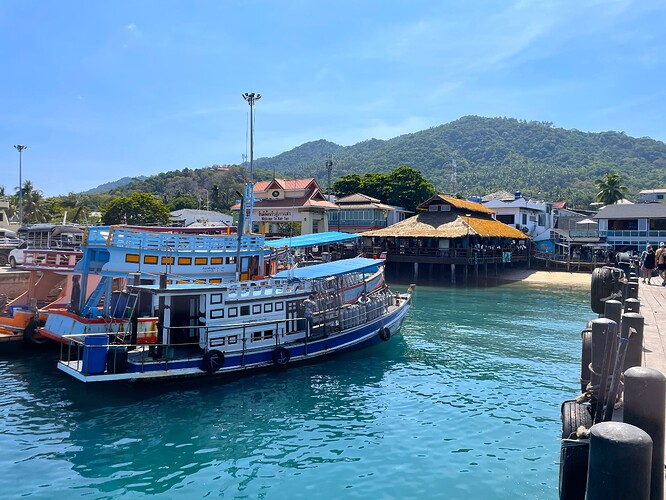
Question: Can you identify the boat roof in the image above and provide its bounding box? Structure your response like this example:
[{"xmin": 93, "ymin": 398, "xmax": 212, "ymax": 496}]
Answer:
[
  {"xmin": 273, "ymin": 257, "xmax": 382, "ymax": 279},
  {"xmin": 266, "ymin": 231, "xmax": 359, "ymax": 249}
]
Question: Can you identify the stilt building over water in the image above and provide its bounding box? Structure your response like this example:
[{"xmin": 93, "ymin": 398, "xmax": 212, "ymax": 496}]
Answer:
[{"xmin": 361, "ymin": 194, "xmax": 530, "ymax": 283}]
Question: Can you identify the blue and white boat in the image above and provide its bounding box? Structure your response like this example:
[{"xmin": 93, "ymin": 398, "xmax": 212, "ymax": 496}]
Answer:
[{"xmin": 56, "ymin": 258, "xmax": 412, "ymax": 383}]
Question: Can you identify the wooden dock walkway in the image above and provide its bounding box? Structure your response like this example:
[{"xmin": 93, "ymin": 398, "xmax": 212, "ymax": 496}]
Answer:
[{"xmin": 638, "ymin": 278, "xmax": 666, "ymax": 375}]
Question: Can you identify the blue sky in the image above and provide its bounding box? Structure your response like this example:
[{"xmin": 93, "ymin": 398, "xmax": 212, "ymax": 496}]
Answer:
[{"xmin": 1, "ymin": 0, "xmax": 665, "ymax": 197}]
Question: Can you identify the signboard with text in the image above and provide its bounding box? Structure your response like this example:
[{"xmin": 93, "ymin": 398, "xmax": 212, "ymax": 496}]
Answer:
[{"xmin": 257, "ymin": 209, "xmax": 301, "ymax": 222}]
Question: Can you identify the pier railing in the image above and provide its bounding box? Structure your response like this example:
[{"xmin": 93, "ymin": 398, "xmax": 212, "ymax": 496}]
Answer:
[{"xmin": 366, "ymin": 246, "xmax": 527, "ymax": 265}]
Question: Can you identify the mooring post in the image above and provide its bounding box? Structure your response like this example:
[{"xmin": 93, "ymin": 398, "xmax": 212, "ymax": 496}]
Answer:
[
  {"xmin": 623, "ymin": 298, "xmax": 640, "ymax": 313},
  {"xmin": 590, "ymin": 318, "xmax": 617, "ymax": 418},
  {"xmin": 450, "ymin": 264, "xmax": 456, "ymax": 284},
  {"xmin": 625, "ymin": 281, "xmax": 639, "ymax": 300},
  {"xmin": 586, "ymin": 422, "xmax": 652, "ymax": 500},
  {"xmin": 620, "ymin": 312, "xmax": 644, "ymax": 371},
  {"xmin": 413, "ymin": 262, "xmax": 419, "ymax": 283},
  {"xmin": 624, "ymin": 367, "xmax": 666, "ymax": 500},
  {"xmin": 603, "ymin": 299, "xmax": 622, "ymax": 327}
]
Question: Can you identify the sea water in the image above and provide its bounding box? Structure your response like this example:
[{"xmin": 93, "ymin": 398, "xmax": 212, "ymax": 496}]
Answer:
[{"xmin": 0, "ymin": 282, "xmax": 590, "ymax": 499}]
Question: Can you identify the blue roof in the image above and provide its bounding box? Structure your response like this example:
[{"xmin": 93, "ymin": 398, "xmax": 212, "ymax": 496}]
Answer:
[
  {"xmin": 273, "ymin": 257, "xmax": 383, "ymax": 280},
  {"xmin": 265, "ymin": 231, "xmax": 359, "ymax": 249}
]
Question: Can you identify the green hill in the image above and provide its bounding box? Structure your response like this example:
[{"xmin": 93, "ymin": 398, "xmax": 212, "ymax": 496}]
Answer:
[{"xmin": 106, "ymin": 116, "xmax": 666, "ymax": 210}]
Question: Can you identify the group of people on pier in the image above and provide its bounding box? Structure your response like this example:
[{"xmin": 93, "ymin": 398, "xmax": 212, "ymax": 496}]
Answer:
[{"xmin": 640, "ymin": 241, "xmax": 666, "ymax": 285}]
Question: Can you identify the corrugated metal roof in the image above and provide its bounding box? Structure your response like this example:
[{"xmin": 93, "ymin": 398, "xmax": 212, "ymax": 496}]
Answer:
[
  {"xmin": 266, "ymin": 231, "xmax": 360, "ymax": 248},
  {"xmin": 594, "ymin": 203, "xmax": 666, "ymax": 219},
  {"xmin": 336, "ymin": 193, "xmax": 381, "ymax": 203},
  {"xmin": 254, "ymin": 178, "xmax": 315, "ymax": 191},
  {"xmin": 362, "ymin": 212, "xmax": 529, "ymax": 239},
  {"xmin": 273, "ymin": 257, "xmax": 381, "ymax": 279}
]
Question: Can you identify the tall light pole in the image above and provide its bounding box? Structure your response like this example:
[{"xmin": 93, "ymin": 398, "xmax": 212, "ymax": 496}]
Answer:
[
  {"xmin": 14, "ymin": 145, "xmax": 27, "ymax": 226},
  {"xmin": 242, "ymin": 92, "xmax": 261, "ymax": 181},
  {"xmin": 242, "ymin": 92, "xmax": 261, "ymax": 234}
]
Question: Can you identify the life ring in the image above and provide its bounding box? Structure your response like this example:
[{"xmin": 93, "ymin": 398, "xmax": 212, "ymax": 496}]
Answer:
[
  {"xmin": 379, "ymin": 327, "xmax": 391, "ymax": 341},
  {"xmin": 272, "ymin": 346, "xmax": 290, "ymax": 367},
  {"xmin": 202, "ymin": 349, "xmax": 224, "ymax": 373},
  {"xmin": 23, "ymin": 319, "xmax": 49, "ymax": 346}
]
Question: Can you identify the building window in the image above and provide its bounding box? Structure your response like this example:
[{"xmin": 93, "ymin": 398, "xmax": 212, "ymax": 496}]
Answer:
[
  {"xmin": 264, "ymin": 303, "xmax": 273, "ymax": 313},
  {"xmin": 228, "ymin": 307, "xmax": 238, "ymax": 318},
  {"xmin": 240, "ymin": 305, "xmax": 250, "ymax": 316},
  {"xmin": 252, "ymin": 304, "xmax": 261, "ymax": 314}
]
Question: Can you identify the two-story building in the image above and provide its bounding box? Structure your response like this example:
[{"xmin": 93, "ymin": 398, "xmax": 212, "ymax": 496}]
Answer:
[
  {"xmin": 594, "ymin": 203, "xmax": 666, "ymax": 252},
  {"xmin": 232, "ymin": 178, "xmax": 337, "ymax": 236},
  {"xmin": 481, "ymin": 191, "xmax": 553, "ymax": 240},
  {"xmin": 328, "ymin": 193, "xmax": 409, "ymax": 233}
]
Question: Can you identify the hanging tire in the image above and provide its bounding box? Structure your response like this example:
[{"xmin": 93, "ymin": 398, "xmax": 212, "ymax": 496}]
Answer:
[
  {"xmin": 561, "ymin": 400, "xmax": 593, "ymax": 439},
  {"xmin": 580, "ymin": 329, "xmax": 592, "ymax": 393},
  {"xmin": 202, "ymin": 349, "xmax": 224, "ymax": 373},
  {"xmin": 272, "ymin": 346, "xmax": 290, "ymax": 367},
  {"xmin": 23, "ymin": 319, "xmax": 49, "ymax": 346},
  {"xmin": 379, "ymin": 327, "xmax": 391, "ymax": 341},
  {"xmin": 591, "ymin": 267, "xmax": 613, "ymax": 314}
]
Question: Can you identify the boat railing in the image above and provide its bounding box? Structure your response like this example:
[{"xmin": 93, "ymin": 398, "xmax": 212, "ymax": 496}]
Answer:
[
  {"xmin": 21, "ymin": 249, "xmax": 82, "ymax": 270},
  {"xmin": 100, "ymin": 226, "xmax": 265, "ymax": 253}
]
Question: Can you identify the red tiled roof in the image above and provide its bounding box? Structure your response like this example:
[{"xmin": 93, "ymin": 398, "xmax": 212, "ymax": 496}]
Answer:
[{"xmin": 254, "ymin": 178, "xmax": 316, "ymax": 191}]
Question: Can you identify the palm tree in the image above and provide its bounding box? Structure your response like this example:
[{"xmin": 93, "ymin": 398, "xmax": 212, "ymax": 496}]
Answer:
[
  {"xmin": 19, "ymin": 180, "xmax": 48, "ymax": 223},
  {"xmin": 595, "ymin": 173, "xmax": 628, "ymax": 205}
]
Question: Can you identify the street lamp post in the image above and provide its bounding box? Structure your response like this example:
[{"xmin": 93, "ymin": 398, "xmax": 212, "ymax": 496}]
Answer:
[
  {"xmin": 14, "ymin": 145, "xmax": 27, "ymax": 226},
  {"xmin": 242, "ymin": 92, "xmax": 261, "ymax": 234}
]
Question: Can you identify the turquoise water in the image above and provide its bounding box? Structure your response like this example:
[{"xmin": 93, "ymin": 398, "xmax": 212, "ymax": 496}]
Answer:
[{"xmin": 0, "ymin": 282, "xmax": 590, "ymax": 499}]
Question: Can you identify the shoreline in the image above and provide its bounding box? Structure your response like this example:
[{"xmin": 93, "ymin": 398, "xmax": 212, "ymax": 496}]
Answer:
[{"xmin": 498, "ymin": 269, "xmax": 591, "ymax": 286}]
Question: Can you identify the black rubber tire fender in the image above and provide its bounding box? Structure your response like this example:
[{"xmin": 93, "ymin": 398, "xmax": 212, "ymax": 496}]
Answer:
[
  {"xmin": 202, "ymin": 349, "xmax": 224, "ymax": 373},
  {"xmin": 272, "ymin": 346, "xmax": 290, "ymax": 367},
  {"xmin": 23, "ymin": 319, "xmax": 49, "ymax": 345},
  {"xmin": 590, "ymin": 267, "xmax": 613, "ymax": 314},
  {"xmin": 379, "ymin": 327, "xmax": 391, "ymax": 341},
  {"xmin": 580, "ymin": 329, "xmax": 592, "ymax": 393},
  {"xmin": 561, "ymin": 400, "xmax": 593, "ymax": 440}
]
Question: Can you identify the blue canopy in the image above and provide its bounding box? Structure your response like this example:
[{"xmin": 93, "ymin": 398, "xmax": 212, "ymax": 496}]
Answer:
[
  {"xmin": 265, "ymin": 231, "xmax": 359, "ymax": 249},
  {"xmin": 273, "ymin": 257, "xmax": 383, "ymax": 280}
]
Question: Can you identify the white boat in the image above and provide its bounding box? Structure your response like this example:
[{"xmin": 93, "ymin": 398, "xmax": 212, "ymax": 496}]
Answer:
[{"xmin": 56, "ymin": 258, "xmax": 412, "ymax": 383}]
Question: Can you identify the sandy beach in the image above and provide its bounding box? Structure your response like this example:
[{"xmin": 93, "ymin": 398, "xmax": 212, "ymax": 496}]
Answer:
[{"xmin": 498, "ymin": 269, "xmax": 591, "ymax": 286}]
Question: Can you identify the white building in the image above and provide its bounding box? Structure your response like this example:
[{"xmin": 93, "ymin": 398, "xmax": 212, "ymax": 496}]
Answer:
[
  {"xmin": 481, "ymin": 191, "xmax": 553, "ymax": 240},
  {"xmin": 169, "ymin": 209, "xmax": 233, "ymax": 227},
  {"xmin": 639, "ymin": 188, "xmax": 666, "ymax": 204}
]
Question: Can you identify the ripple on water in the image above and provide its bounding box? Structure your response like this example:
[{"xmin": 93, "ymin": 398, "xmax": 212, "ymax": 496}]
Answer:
[{"xmin": 0, "ymin": 283, "xmax": 589, "ymax": 499}]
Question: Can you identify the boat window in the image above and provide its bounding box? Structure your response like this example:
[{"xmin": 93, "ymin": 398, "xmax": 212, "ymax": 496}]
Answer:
[
  {"xmin": 275, "ymin": 302, "xmax": 284, "ymax": 312},
  {"xmin": 210, "ymin": 308, "xmax": 224, "ymax": 319},
  {"xmin": 226, "ymin": 257, "xmax": 236, "ymax": 264},
  {"xmin": 210, "ymin": 337, "xmax": 225, "ymax": 347},
  {"xmin": 211, "ymin": 294, "xmax": 223, "ymax": 304},
  {"xmin": 227, "ymin": 335, "xmax": 238, "ymax": 344},
  {"xmin": 125, "ymin": 254, "xmax": 140, "ymax": 263},
  {"xmin": 263, "ymin": 330, "xmax": 273, "ymax": 339},
  {"xmin": 252, "ymin": 304, "xmax": 261, "ymax": 314},
  {"xmin": 240, "ymin": 305, "xmax": 250, "ymax": 316},
  {"xmin": 143, "ymin": 255, "xmax": 158, "ymax": 265},
  {"xmin": 264, "ymin": 303, "xmax": 273, "ymax": 313},
  {"xmin": 211, "ymin": 257, "xmax": 223, "ymax": 265},
  {"xmin": 161, "ymin": 256, "xmax": 175, "ymax": 265},
  {"xmin": 195, "ymin": 257, "xmax": 207, "ymax": 265},
  {"xmin": 228, "ymin": 307, "xmax": 238, "ymax": 318},
  {"xmin": 178, "ymin": 257, "xmax": 192, "ymax": 265},
  {"xmin": 252, "ymin": 331, "xmax": 262, "ymax": 341}
]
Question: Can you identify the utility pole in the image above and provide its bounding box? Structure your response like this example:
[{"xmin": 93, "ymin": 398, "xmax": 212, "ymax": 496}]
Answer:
[
  {"xmin": 326, "ymin": 154, "xmax": 333, "ymax": 198},
  {"xmin": 14, "ymin": 144, "xmax": 27, "ymax": 226}
]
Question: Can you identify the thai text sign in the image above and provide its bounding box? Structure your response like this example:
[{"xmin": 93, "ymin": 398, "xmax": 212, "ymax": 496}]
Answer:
[{"xmin": 257, "ymin": 209, "xmax": 299, "ymax": 222}]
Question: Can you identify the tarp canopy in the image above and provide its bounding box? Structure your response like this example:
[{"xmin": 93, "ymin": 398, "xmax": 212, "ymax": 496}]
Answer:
[
  {"xmin": 273, "ymin": 257, "xmax": 382, "ymax": 280},
  {"xmin": 266, "ymin": 231, "xmax": 360, "ymax": 249}
]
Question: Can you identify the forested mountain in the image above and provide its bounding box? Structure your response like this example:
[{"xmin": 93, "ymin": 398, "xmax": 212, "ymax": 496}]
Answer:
[
  {"xmin": 96, "ymin": 116, "xmax": 666, "ymax": 210},
  {"xmin": 254, "ymin": 116, "xmax": 666, "ymax": 207},
  {"xmin": 82, "ymin": 176, "xmax": 147, "ymax": 194}
]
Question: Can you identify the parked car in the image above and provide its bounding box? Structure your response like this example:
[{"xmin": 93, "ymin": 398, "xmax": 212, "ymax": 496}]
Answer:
[{"xmin": 8, "ymin": 241, "xmax": 28, "ymax": 268}]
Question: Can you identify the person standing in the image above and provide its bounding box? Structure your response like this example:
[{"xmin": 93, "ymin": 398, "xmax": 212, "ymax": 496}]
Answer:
[
  {"xmin": 69, "ymin": 274, "xmax": 82, "ymax": 314},
  {"xmin": 302, "ymin": 294, "xmax": 317, "ymax": 336},
  {"xmin": 656, "ymin": 242, "xmax": 666, "ymax": 286},
  {"xmin": 641, "ymin": 245, "xmax": 656, "ymax": 284}
]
